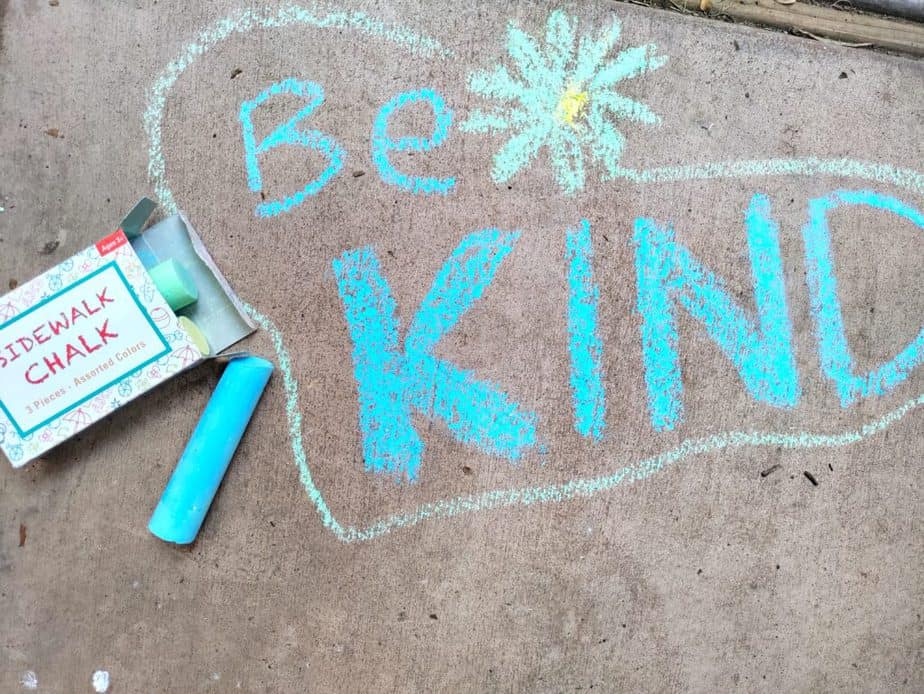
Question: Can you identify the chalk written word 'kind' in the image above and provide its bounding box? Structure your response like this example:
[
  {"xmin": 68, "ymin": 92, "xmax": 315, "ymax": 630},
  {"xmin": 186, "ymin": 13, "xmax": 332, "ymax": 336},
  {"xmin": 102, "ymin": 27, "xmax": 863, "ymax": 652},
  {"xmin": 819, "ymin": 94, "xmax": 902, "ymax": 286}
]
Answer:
[
  {"xmin": 332, "ymin": 190, "xmax": 924, "ymax": 482},
  {"xmin": 239, "ymin": 80, "xmax": 924, "ymax": 484}
]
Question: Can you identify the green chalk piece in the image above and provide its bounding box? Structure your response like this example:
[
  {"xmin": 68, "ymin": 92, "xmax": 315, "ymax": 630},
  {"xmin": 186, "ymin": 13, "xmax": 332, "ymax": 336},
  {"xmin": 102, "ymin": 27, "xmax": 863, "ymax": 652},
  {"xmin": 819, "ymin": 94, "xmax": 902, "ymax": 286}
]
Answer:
[{"xmin": 148, "ymin": 258, "xmax": 198, "ymax": 311}]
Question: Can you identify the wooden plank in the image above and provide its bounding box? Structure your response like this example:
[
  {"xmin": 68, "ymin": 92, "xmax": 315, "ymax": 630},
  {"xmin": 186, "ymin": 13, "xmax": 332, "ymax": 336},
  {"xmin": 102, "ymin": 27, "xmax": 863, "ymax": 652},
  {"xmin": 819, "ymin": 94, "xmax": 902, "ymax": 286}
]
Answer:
[{"xmin": 674, "ymin": 0, "xmax": 924, "ymax": 55}]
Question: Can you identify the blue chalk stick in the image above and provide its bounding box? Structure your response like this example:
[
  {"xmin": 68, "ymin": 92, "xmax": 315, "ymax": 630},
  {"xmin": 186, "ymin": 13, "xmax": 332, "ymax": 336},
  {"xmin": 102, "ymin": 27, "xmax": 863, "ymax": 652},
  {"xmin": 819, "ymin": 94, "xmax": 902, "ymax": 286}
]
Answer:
[{"xmin": 148, "ymin": 356, "xmax": 274, "ymax": 544}]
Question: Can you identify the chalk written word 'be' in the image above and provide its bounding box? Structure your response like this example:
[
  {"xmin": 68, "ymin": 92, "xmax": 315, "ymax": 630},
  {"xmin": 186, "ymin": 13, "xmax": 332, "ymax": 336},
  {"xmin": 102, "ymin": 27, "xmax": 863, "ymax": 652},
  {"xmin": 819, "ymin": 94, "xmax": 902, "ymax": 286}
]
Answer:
[{"xmin": 239, "ymin": 80, "xmax": 454, "ymax": 217}]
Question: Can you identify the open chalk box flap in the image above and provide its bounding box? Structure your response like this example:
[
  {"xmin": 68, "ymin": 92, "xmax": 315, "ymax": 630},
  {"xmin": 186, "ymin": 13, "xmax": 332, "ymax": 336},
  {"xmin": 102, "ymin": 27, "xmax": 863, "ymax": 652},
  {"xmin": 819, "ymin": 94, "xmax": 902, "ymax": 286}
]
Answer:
[{"xmin": 126, "ymin": 201, "xmax": 256, "ymax": 354}]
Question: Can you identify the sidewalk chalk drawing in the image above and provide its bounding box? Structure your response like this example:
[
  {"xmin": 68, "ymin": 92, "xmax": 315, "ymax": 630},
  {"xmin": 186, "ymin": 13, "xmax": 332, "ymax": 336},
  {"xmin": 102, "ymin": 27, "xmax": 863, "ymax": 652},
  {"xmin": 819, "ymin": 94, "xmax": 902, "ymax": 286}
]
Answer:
[
  {"xmin": 144, "ymin": 3, "xmax": 924, "ymax": 542},
  {"xmin": 459, "ymin": 10, "xmax": 667, "ymax": 194},
  {"xmin": 566, "ymin": 220, "xmax": 606, "ymax": 441},
  {"xmin": 239, "ymin": 78, "xmax": 345, "ymax": 218},
  {"xmin": 332, "ymin": 229, "xmax": 537, "ymax": 482}
]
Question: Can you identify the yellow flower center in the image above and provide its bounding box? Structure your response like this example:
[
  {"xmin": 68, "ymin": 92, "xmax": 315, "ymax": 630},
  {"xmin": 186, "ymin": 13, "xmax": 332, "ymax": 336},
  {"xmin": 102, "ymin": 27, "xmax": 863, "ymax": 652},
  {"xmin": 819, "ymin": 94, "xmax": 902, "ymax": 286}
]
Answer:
[{"xmin": 556, "ymin": 84, "xmax": 589, "ymax": 128}]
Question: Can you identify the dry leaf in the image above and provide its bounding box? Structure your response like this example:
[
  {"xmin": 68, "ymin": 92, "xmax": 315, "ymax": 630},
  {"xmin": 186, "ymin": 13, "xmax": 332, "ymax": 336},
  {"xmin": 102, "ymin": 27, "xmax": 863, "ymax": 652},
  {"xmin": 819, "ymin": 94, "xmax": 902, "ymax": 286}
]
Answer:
[{"xmin": 44, "ymin": 128, "xmax": 60, "ymax": 138}]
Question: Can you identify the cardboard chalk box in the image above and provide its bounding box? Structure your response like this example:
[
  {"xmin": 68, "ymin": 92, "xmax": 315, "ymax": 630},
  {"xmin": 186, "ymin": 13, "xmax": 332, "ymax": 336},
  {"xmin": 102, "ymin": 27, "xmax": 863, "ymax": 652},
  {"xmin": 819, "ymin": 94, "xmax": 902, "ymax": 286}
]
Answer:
[{"xmin": 0, "ymin": 199, "xmax": 254, "ymax": 467}]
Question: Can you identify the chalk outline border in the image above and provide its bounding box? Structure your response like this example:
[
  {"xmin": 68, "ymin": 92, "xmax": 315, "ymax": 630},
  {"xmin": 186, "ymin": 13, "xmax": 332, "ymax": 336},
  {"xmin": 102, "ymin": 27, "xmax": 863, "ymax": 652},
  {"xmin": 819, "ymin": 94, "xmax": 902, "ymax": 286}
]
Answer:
[{"xmin": 144, "ymin": 3, "xmax": 924, "ymax": 542}]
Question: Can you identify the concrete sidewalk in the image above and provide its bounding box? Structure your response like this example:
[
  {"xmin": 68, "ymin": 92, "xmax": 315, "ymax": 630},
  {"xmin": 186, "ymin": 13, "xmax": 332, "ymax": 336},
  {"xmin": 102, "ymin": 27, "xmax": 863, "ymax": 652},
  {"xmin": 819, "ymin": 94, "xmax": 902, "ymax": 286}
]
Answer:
[{"xmin": 0, "ymin": 0, "xmax": 921, "ymax": 691}]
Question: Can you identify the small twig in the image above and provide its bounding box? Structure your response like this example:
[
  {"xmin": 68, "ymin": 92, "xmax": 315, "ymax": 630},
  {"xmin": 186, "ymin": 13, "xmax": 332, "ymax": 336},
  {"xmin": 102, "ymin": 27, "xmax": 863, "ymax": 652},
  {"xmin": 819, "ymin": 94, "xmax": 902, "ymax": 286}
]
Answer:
[
  {"xmin": 668, "ymin": 0, "xmax": 699, "ymax": 15},
  {"xmin": 792, "ymin": 29, "xmax": 874, "ymax": 47}
]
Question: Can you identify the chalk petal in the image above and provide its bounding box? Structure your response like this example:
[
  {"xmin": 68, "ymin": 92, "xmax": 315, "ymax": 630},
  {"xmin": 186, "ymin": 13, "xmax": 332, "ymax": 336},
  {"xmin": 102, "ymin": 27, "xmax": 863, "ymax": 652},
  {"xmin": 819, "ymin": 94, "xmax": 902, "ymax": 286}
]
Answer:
[
  {"xmin": 544, "ymin": 9, "xmax": 576, "ymax": 74},
  {"xmin": 469, "ymin": 65, "xmax": 524, "ymax": 103},
  {"xmin": 591, "ymin": 44, "xmax": 667, "ymax": 89},
  {"xmin": 506, "ymin": 22, "xmax": 555, "ymax": 90},
  {"xmin": 596, "ymin": 91, "xmax": 660, "ymax": 125},
  {"xmin": 587, "ymin": 104, "xmax": 626, "ymax": 177},
  {"xmin": 549, "ymin": 129, "xmax": 585, "ymax": 195},
  {"xmin": 460, "ymin": 109, "xmax": 510, "ymax": 134},
  {"xmin": 491, "ymin": 124, "xmax": 550, "ymax": 182},
  {"xmin": 572, "ymin": 17, "xmax": 622, "ymax": 85}
]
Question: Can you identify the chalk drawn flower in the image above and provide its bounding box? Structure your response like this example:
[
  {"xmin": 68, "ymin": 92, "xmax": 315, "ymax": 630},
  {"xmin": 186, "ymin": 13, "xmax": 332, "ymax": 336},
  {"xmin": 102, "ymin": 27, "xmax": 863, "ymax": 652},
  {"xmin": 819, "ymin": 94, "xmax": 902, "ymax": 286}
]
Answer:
[{"xmin": 460, "ymin": 10, "xmax": 666, "ymax": 195}]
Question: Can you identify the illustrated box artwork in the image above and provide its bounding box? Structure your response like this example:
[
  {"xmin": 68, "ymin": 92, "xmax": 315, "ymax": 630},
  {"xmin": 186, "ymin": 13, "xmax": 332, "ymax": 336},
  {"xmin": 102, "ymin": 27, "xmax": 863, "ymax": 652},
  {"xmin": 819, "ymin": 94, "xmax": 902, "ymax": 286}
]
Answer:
[{"xmin": 0, "ymin": 200, "xmax": 254, "ymax": 467}]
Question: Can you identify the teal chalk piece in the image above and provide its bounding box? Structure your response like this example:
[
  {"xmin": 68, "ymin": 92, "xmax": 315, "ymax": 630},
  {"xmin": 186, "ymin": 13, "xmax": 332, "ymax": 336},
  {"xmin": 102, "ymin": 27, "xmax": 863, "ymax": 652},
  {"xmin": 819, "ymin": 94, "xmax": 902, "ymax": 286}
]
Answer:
[{"xmin": 148, "ymin": 356, "xmax": 274, "ymax": 544}]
